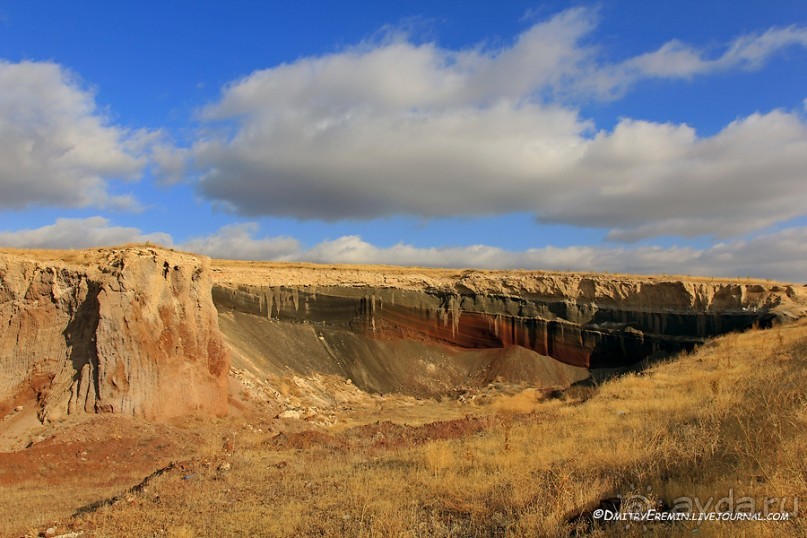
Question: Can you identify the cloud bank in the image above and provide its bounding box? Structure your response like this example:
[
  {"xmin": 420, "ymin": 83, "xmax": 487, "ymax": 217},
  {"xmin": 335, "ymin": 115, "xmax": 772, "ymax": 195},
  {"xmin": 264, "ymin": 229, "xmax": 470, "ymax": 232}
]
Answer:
[
  {"xmin": 0, "ymin": 217, "xmax": 171, "ymax": 250},
  {"xmin": 193, "ymin": 9, "xmax": 807, "ymax": 241},
  {"xmin": 184, "ymin": 223, "xmax": 807, "ymax": 282},
  {"xmin": 1, "ymin": 217, "xmax": 805, "ymax": 281}
]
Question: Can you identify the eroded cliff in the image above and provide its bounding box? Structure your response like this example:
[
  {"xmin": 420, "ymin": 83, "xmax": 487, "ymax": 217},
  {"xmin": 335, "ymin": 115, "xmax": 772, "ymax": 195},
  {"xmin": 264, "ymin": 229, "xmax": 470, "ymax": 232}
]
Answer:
[
  {"xmin": 0, "ymin": 247, "xmax": 229, "ymax": 422},
  {"xmin": 211, "ymin": 262, "xmax": 807, "ymax": 377},
  {"xmin": 3, "ymin": 246, "xmax": 805, "ymax": 421}
]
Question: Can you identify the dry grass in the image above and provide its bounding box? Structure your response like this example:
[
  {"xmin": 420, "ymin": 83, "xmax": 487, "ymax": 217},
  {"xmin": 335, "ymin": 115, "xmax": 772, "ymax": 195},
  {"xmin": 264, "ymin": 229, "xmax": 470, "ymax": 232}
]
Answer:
[
  {"xmin": 43, "ymin": 320, "xmax": 807, "ymax": 537},
  {"xmin": 0, "ymin": 243, "xmax": 177, "ymax": 265},
  {"xmin": 3, "ymin": 241, "xmax": 784, "ymax": 284},
  {"xmin": 206, "ymin": 249, "xmax": 790, "ymax": 284}
]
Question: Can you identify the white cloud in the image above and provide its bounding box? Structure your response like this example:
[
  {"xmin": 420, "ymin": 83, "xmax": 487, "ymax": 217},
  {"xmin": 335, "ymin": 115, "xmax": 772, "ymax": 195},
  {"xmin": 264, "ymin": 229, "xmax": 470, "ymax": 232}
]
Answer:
[
  {"xmin": 619, "ymin": 25, "xmax": 807, "ymax": 81},
  {"xmin": 0, "ymin": 61, "xmax": 148, "ymax": 210},
  {"xmin": 197, "ymin": 101, "xmax": 589, "ymax": 219},
  {"xmin": 183, "ymin": 223, "xmax": 300, "ymax": 260},
  {"xmin": 544, "ymin": 112, "xmax": 807, "ymax": 238},
  {"xmin": 151, "ymin": 143, "xmax": 191, "ymax": 185},
  {"xmin": 183, "ymin": 223, "xmax": 807, "ymax": 282},
  {"xmin": 0, "ymin": 217, "xmax": 172, "ymax": 250},
  {"xmin": 193, "ymin": 9, "xmax": 807, "ymax": 240},
  {"xmin": 3, "ymin": 217, "xmax": 805, "ymax": 281},
  {"xmin": 721, "ymin": 25, "xmax": 807, "ymax": 70}
]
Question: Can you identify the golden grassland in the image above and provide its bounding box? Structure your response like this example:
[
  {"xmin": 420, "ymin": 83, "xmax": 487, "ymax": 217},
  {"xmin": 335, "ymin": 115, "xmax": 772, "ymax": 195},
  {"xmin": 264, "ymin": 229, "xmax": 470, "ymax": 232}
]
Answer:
[{"xmin": 50, "ymin": 319, "xmax": 807, "ymax": 537}]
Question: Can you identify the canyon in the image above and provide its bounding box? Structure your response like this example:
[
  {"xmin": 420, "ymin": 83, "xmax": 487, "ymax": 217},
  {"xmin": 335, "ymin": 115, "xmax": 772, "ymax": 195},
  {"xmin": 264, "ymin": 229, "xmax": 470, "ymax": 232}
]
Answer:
[{"xmin": 2, "ymin": 245, "xmax": 805, "ymax": 424}]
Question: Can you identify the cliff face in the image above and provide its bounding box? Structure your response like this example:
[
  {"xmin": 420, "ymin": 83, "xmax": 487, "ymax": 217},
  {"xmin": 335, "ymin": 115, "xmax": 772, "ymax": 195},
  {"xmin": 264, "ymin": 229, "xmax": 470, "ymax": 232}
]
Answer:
[
  {"xmin": 211, "ymin": 268, "xmax": 807, "ymax": 370},
  {"xmin": 0, "ymin": 248, "xmax": 229, "ymax": 422},
  {"xmin": 2, "ymin": 247, "xmax": 805, "ymax": 420}
]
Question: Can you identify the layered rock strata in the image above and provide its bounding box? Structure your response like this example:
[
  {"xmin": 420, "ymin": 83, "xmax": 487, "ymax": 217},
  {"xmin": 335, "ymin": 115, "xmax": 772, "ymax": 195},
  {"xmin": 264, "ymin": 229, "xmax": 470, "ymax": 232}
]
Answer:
[
  {"xmin": 3, "ymin": 246, "xmax": 805, "ymax": 420},
  {"xmin": 212, "ymin": 271, "xmax": 806, "ymax": 370}
]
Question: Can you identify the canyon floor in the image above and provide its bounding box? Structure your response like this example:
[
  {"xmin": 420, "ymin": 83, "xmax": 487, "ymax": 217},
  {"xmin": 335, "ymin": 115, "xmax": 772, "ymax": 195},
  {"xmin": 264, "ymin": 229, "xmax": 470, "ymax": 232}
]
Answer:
[{"xmin": 1, "ymin": 247, "xmax": 806, "ymax": 537}]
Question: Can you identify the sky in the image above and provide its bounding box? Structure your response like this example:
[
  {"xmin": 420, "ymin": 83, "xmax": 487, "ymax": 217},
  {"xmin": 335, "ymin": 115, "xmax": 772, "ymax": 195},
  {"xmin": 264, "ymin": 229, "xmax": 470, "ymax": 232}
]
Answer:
[{"xmin": 0, "ymin": 1, "xmax": 806, "ymax": 281}]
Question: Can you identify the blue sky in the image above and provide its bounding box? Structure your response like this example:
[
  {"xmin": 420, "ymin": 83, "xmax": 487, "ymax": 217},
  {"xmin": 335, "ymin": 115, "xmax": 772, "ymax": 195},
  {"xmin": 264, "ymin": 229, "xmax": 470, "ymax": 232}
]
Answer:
[{"xmin": 0, "ymin": 1, "xmax": 806, "ymax": 280}]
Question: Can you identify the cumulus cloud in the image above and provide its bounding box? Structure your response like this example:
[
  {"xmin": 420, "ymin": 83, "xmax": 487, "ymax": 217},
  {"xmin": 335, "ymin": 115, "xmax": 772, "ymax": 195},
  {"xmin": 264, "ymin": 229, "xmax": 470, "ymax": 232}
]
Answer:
[
  {"xmin": 297, "ymin": 235, "xmax": 700, "ymax": 275},
  {"xmin": 3, "ymin": 217, "xmax": 804, "ymax": 281},
  {"xmin": 0, "ymin": 61, "xmax": 148, "ymax": 210},
  {"xmin": 550, "ymin": 112, "xmax": 807, "ymax": 238},
  {"xmin": 193, "ymin": 9, "xmax": 807, "ymax": 240},
  {"xmin": 0, "ymin": 217, "xmax": 172, "ymax": 249},
  {"xmin": 182, "ymin": 223, "xmax": 807, "ymax": 282},
  {"xmin": 183, "ymin": 223, "xmax": 300, "ymax": 260},
  {"xmin": 149, "ymin": 137, "xmax": 195, "ymax": 185}
]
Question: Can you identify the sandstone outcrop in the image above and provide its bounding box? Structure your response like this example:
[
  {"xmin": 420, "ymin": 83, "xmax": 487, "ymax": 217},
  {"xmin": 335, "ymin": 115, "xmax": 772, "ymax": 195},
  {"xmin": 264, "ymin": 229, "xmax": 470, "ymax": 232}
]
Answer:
[{"xmin": 0, "ymin": 247, "xmax": 229, "ymax": 422}]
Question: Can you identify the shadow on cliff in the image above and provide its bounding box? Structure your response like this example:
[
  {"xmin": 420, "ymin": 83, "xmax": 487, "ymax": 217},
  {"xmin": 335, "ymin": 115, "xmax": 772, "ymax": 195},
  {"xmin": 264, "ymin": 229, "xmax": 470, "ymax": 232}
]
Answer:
[{"xmin": 62, "ymin": 281, "xmax": 101, "ymax": 415}]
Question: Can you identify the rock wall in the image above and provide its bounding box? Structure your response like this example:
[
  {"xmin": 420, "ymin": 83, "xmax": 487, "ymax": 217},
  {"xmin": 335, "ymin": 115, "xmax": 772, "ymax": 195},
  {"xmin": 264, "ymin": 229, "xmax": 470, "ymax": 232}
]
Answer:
[
  {"xmin": 212, "ymin": 280, "xmax": 805, "ymax": 369},
  {"xmin": 0, "ymin": 248, "xmax": 229, "ymax": 422},
  {"xmin": 3, "ymin": 246, "xmax": 805, "ymax": 418}
]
